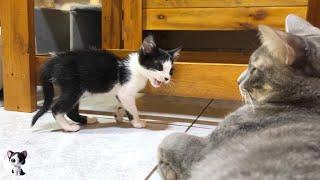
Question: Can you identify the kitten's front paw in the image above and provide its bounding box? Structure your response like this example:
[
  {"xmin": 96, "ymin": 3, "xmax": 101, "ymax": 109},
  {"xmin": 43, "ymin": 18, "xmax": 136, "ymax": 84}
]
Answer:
[
  {"xmin": 131, "ymin": 119, "xmax": 147, "ymax": 128},
  {"xmin": 64, "ymin": 123, "xmax": 81, "ymax": 132},
  {"xmin": 87, "ymin": 117, "xmax": 98, "ymax": 124}
]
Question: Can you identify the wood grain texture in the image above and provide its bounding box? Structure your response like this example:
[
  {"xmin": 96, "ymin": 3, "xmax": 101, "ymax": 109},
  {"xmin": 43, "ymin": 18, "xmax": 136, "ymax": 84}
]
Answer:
[
  {"xmin": 102, "ymin": 0, "xmax": 122, "ymax": 49},
  {"xmin": 0, "ymin": 0, "xmax": 36, "ymax": 112},
  {"xmin": 144, "ymin": 0, "xmax": 308, "ymax": 8},
  {"xmin": 178, "ymin": 51, "xmax": 250, "ymax": 64},
  {"xmin": 35, "ymin": 54, "xmax": 247, "ymax": 100},
  {"xmin": 105, "ymin": 49, "xmax": 250, "ymax": 64},
  {"xmin": 145, "ymin": 62, "xmax": 247, "ymax": 100},
  {"xmin": 307, "ymin": 0, "xmax": 320, "ymax": 28},
  {"xmin": 123, "ymin": 0, "xmax": 142, "ymax": 49},
  {"xmin": 143, "ymin": 7, "xmax": 307, "ymax": 30}
]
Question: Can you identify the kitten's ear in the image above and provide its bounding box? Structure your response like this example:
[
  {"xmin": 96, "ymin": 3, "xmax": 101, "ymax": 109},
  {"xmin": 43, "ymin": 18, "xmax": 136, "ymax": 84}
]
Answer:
[
  {"xmin": 21, "ymin": 151, "xmax": 27, "ymax": 158},
  {"xmin": 141, "ymin": 35, "xmax": 156, "ymax": 54},
  {"xmin": 168, "ymin": 47, "xmax": 182, "ymax": 61},
  {"xmin": 7, "ymin": 151, "xmax": 13, "ymax": 158},
  {"xmin": 259, "ymin": 25, "xmax": 296, "ymax": 65}
]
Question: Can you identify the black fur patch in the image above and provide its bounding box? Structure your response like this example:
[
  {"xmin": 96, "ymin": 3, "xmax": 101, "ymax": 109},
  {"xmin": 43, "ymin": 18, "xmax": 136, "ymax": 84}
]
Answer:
[
  {"xmin": 118, "ymin": 58, "xmax": 132, "ymax": 85},
  {"xmin": 126, "ymin": 110, "xmax": 134, "ymax": 121},
  {"xmin": 116, "ymin": 95, "xmax": 133, "ymax": 120},
  {"xmin": 139, "ymin": 48, "xmax": 173, "ymax": 71},
  {"xmin": 115, "ymin": 95, "xmax": 120, "ymax": 102}
]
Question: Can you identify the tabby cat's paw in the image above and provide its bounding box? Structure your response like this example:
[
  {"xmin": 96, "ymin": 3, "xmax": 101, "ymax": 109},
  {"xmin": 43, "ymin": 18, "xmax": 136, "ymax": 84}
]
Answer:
[{"xmin": 158, "ymin": 160, "xmax": 178, "ymax": 180}]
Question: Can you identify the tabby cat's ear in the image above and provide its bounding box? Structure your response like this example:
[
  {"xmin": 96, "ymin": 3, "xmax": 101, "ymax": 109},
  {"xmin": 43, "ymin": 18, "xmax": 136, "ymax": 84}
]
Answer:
[
  {"xmin": 286, "ymin": 14, "xmax": 320, "ymax": 36},
  {"xmin": 259, "ymin": 25, "xmax": 296, "ymax": 65},
  {"xmin": 141, "ymin": 35, "xmax": 156, "ymax": 54}
]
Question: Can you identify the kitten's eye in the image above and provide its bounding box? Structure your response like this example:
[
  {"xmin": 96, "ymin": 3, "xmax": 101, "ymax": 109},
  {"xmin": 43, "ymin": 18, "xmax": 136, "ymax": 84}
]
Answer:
[
  {"xmin": 170, "ymin": 68, "xmax": 174, "ymax": 75},
  {"xmin": 155, "ymin": 64, "xmax": 163, "ymax": 71}
]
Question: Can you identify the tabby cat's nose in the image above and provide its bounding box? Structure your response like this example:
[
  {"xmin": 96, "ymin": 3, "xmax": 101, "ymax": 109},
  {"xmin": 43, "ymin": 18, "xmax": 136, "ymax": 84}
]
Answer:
[{"xmin": 237, "ymin": 69, "xmax": 248, "ymax": 85}]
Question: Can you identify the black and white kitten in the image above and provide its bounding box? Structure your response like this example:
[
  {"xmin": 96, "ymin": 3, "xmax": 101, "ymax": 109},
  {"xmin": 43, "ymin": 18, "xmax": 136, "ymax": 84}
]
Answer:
[
  {"xmin": 7, "ymin": 150, "xmax": 27, "ymax": 176},
  {"xmin": 31, "ymin": 35, "xmax": 181, "ymax": 132}
]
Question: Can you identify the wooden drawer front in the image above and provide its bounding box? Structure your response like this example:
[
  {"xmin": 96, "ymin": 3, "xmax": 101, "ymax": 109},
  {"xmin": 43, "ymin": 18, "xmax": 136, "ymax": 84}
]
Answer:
[
  {"xmin": 145, "ymin": 63, "xmax": 247, "ymax": 100},
  {"xmin": 143, "ymin": 7, "xmax": 307, "ymax": 30},
  {"xmin": 143, "ymin": 0, "xmax": 308, "ymax": 8}
]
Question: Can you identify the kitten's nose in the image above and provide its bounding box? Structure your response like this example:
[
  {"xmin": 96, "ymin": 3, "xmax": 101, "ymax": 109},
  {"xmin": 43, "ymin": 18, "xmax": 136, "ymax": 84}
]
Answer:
[{"xmin": 164, "ymin": 77, "xmax": 169, "ymax": 81}]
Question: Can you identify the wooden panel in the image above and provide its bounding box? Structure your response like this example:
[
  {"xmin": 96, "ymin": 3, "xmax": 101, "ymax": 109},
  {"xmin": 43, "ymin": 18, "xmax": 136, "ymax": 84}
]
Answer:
[
  {"xmin": 307, "ymin": 0, "xmax": 320, "ymax": 28},
  {"xmin": 178, "ymin": 51, "xmax": 249, "ymax": 64},
  {"xmin": 123, "ymin": 0, "xmax": 142, "ymax": 49},
  {"xmin": 145, "ymin": 63, "xmax": 247, "ymax": 100},
  {"xmin": 105, "ymin": 49, "xmax": 250, "ymax": 64},
  {"xmin": 36, "ymin": 54, "xmax": 247, "ymax": 100},
  {"xmin": 35, "ymin": 55, "xmax": 47, "ymax": 84},
  {"xmin": 144, "ymin": 0, "xmax": 308, "ymax": 8},
  {"xmin": 0, "ymin": 0, "xmax": 36, "ymax": 112},
  {"xmin": 102, "ymin": 0, "xmax": 122, "ymax": 49},
  {"xmin": 143, "ymin": 7, "xmax": 307, "ymax": 30}
]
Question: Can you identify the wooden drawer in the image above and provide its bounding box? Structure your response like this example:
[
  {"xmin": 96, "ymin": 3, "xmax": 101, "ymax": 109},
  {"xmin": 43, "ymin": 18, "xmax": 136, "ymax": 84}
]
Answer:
[
  {"xmin": 145, "ymin": 62, "xmax": 247, "ymax": 100},
  {"xmin": 143, "ymin": 7, "xmax": 307, "ymax": 30},
  {"xmin": 142, "ymin": 0, "xmax": 308, "ymax": 30},
  {"xmin": 143, "ymin": 0, "xmax": 308, "ymax": 8}
]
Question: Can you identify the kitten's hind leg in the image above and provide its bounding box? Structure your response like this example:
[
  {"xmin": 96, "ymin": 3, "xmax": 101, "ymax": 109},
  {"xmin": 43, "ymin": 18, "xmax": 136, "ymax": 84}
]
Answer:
[
  {"xmin": 114, "ymin": 106, "xmax": 125, "ymax": 123},
  {"xmin": 67, "ymin": 104, "xmax": 98, "ymax": 124},
  {"xmin": 52, "ymin": 89, "xmax": 82, "ymax": 132}
]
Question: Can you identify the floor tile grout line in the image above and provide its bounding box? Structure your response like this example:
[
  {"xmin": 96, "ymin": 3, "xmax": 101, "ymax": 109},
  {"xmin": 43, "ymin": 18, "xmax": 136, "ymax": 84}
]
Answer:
[
  {"xmin": 185, "ymin": 99, "xmax": 214, "ymax": 133},
  {"xmin": 145, "ymin": 99, "xmax": 214, "ymax": 180},
  {"xmin": 145, "ymin": 165, "xmax": 158, "ymax": 180}
]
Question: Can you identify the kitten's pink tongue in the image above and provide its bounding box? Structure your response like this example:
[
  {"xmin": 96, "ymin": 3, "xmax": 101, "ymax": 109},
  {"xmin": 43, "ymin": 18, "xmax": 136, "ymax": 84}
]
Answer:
[{"xmin": 154, "ymin": 79, "xmax": 162, "ymax": 87}]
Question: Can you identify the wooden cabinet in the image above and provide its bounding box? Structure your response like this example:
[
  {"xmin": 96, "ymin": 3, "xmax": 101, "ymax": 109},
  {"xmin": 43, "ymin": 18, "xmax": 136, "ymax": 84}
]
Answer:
[
  {"xmin": 1, "ymin": 0, "xmax": 319, "ymax": 112},
  {"xmin": 101, "ymin": 0, "xmax": 309, "ymax": 100}
]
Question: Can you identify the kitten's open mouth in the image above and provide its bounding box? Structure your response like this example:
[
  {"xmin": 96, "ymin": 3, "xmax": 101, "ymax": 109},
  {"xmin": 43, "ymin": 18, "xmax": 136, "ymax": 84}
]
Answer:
[{"xmin": 151, "ymin": 79, "xmax": 162, "ymax": 88}]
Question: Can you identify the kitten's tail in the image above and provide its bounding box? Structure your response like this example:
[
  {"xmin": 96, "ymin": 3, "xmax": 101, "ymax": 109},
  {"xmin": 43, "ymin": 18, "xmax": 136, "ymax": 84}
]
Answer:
[{"xmin": 31, "ymin": 64, "xmax": 54, "ymax": 127}]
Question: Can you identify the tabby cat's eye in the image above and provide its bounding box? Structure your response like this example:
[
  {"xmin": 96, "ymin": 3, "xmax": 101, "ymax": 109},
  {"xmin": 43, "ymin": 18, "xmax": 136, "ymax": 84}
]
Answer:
[{"xmin": 250, "ymin": 67, "xmax": 257, "ymax": 74}]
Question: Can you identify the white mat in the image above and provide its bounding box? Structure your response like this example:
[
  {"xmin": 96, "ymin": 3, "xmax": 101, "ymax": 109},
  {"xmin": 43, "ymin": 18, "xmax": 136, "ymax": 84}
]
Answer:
[{"xmin": 0, "ymin": 109, "xmax": 191, "ymax": 179}]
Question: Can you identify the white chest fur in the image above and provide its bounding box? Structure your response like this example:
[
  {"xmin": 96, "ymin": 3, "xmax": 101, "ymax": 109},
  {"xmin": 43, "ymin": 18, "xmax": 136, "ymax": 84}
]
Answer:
[
  {"xmin": 119, "ymin": 53, "xmax": 148, "ymax": 94},
  {"xmin": 13, "ymin": 166, "xmax": 22, "ymax": 176}
]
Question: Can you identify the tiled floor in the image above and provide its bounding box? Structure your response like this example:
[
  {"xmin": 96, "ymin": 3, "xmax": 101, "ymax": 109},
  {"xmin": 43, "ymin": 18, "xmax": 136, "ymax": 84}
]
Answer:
[{"xmin": 0, "ymin": 94, "xmax": 241, "ymax": 179}]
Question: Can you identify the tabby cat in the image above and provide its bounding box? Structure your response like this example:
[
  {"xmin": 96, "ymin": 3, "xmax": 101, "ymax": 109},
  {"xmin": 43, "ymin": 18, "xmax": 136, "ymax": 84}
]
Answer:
[{"xmin": 158, "ymin": 15, "xmax": 320, "ymax": 180}]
